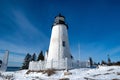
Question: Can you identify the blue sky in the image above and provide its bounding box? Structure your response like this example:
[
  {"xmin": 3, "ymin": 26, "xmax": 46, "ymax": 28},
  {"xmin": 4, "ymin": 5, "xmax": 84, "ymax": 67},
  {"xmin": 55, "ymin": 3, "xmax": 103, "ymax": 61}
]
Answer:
[{"xmin": 0, "ymin": 0, "xmax": 120, "ymax": 66}]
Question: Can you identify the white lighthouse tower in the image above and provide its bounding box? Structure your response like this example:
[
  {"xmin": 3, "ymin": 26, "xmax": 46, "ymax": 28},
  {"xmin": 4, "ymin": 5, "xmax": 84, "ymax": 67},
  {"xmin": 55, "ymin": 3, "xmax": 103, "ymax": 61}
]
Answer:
[{"xmin": 46, "ymin": 14, "xmax": 72, "ymax": 69}]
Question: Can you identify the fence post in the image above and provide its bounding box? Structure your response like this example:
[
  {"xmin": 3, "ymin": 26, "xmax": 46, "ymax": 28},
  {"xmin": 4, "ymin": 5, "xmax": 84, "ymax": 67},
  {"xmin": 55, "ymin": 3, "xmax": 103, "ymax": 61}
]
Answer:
[
  {"xmin": 44, "ymin": 60, "xmax": 46, "ymax": 70},
  {"xmin": 87, "ymin": 60, "xmax": 90, "ymax": 67},
  {"xmin": 65, "ymin": 58, "xmax": 68, "ymax": 71},
  {"xmin": 58, "ymin": 59, "xmax": 60, "ymax": 69},
  {"xmin": 86, "ymin": 61, "xmax": 88, "ymax": 67},
  {"xmin": 39, "ymin": 60, "xmax": 41, "ymax": 70},
  {"xmin": 51, "ymin": 59, "xmax": 53, "ymax": 69},
  {"xmin": 29, "ymin": 61, "xmax": 31, "ymax": 70},
  {"xmin": 79, "ymin": 60, "xmax": 81, "ymax": 67}
]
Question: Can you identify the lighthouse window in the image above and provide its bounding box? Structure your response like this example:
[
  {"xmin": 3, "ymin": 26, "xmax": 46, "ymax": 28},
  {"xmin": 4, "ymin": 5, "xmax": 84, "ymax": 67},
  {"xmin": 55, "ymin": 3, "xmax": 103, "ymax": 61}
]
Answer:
[{"xmin": 62, "ymin": 41, "xmax": 65, "ymax": 47}]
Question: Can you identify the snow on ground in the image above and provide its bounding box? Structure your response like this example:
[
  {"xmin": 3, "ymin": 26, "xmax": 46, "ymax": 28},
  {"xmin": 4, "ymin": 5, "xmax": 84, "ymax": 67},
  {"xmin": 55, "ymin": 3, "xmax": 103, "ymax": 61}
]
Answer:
[{"xmin": 0, "ymin": 66, "xmax": 120, "ymax": 80}]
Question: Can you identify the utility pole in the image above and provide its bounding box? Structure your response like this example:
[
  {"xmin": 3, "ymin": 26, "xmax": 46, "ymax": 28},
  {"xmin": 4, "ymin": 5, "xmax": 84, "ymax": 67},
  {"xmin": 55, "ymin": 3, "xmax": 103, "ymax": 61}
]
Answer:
[{"xmin": 78, "ymin": 44, "xmax": 80, "ymax": 61}]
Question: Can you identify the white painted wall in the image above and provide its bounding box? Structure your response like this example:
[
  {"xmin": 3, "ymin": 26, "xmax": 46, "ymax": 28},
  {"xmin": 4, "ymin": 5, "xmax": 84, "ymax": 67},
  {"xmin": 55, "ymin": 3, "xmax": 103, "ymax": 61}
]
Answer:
[
  {"xmin": 44, "ymin": 51, "xmax": 48, "ymax": 61},
  {"xmin": 46, "ymin": 24, "xmax": 72, "ymax": 69}
]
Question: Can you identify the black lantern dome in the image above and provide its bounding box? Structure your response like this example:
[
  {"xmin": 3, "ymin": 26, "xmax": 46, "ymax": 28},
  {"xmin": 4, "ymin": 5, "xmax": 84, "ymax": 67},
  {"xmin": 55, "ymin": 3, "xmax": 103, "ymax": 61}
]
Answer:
[{"xmin": 53, "ymin": 13, "xmax": 68, "ymax": 29}]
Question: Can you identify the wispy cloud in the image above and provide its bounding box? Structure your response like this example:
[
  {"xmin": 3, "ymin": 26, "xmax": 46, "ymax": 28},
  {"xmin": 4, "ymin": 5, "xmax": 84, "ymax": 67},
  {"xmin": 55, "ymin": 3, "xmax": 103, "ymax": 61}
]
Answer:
[
  {"xmin": 0, "ymin": 3, "xmax": 49, "ymax": 52},
  {"xmin": 108, "ymin": 46, "xmax": 120, "ymax": 55},
  {"xmin": 8, "ymin": 54, "xmax": 24, "ymax": 63},
  {"xmin": 0, "ymin": 40, "xmax": 29, "ymax": 53},
  {"xmin": 0, "ymin": 4, "xmax": 50, "ymax": 66},
  {"xmin": 12, "ymin": 10, "xmax": 48, "ymax": 38},
  {"xmin": 71, "ymin": 42, "xmax": 109, "ymax": 62}
]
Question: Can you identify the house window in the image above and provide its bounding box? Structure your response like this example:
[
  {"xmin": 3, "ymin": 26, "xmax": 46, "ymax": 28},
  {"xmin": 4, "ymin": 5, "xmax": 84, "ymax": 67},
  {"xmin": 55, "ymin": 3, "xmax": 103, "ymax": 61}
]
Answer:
[{"xmin": 62, "ymin": 41, "xmax": 65, "ymax": 47}]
